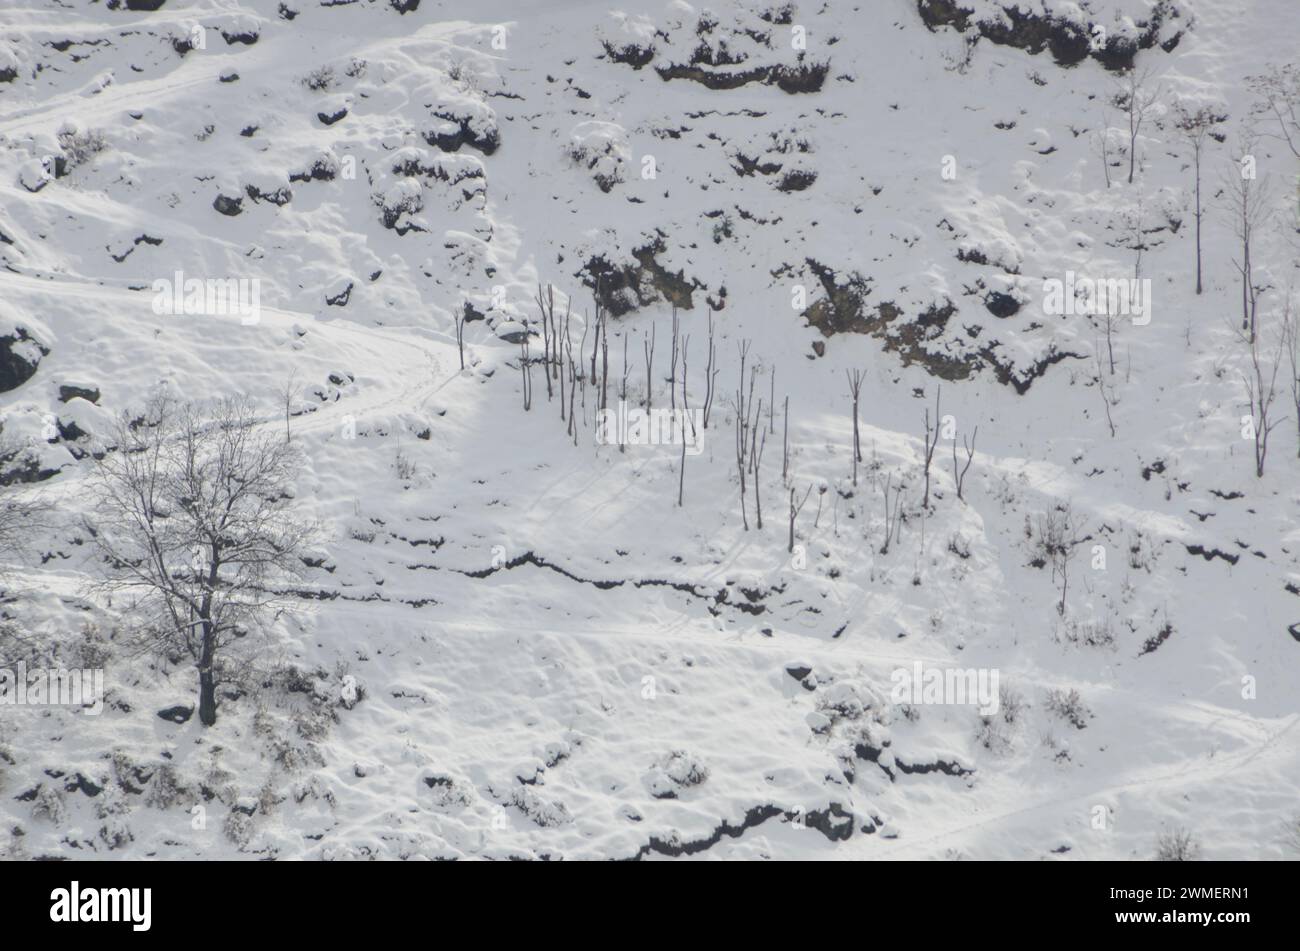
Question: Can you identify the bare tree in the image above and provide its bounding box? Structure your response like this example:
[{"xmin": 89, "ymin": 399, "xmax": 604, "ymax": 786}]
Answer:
[
  {"xmin": 678, "ymin": 338, "xmax": 690, "ymax": 507},
  {"xmin": 1127, "ymin": 197, "xmax": 1148, "ymax": 279},
  {"xmin": 768, "ymin": 366, "xmax": 776, "ymax": 434},
  {"xmin": 536, "ymin": 284, "xmax": 555, "ymax": 402},
  {"xmin": 1248, "ymin": 63, "xmax": 1300, "ymax": 161},
  {"xmin": 587, "ymin": 312, "xmax": 601, "ymax": 398},
  {"xmin": 1094, "ymin": 339, "xmax": 1118, "ymax": 438},
  {"xmin": 559, "ymin": 299, "xmax": 570, "ymax": 422},
  {"xmin": 1282, "ymin": 292, "xmax": 1300, "ymax": 457},
  {"xmin": 565, "ymin": 320, "xmax": 578, "ymax": 443},
  {"xmin": 1241, "ymin": 319, "xmax": 1285, "ymax": 478},
  {"xmin": 733, "ymin": 392, "xmax": 750, "ymax": 531},
  {"xmin": 752, "ymin": 399, "xmax": 767, "ymax": 529},
  {"xmin": 1222, "ymin": 139, "xmax": 1275, "ymax": 343},
  {"xmin": 846, "ymin": 369, "xmax": 864, "ymax": 486},
  {"xmin": 577, "ymin": 312, "xmax": 590, "ymax": 406},
  {"xmin": 1035, "ymin": 505, "xmax": 1083, "ymax": 616},
  {"xmin": 746, "ymin": 364, "xmax": 760, "ymax": 476},
  {"xmin": 702, "ymin": 308, "xmax": 718, "ymax": 429},
  {"xmin": 1095, "ymin": 201, "xmax": 1147, "ymax": 375},
  {"xmin": 1096, "ymin": 108, "xmax": 1115, "ymax": 189},
  {"xmin": 643, "ymin": 325, "xmax": 655, "ymax": 413},
  {"xmin": 1116, "ymin": 67, "xmax": 1161, "ymax": 185},
  {"xmin": 600, "ymin": 319, "xmax": 609, "ymax": 413},
  {"xmin": 1174, "ymin": 103, "xmax": 1226, "ymax": 294},
  {"xmin": 735, "ymin": 339, "xmax": 751, "ymax": 425},
  {"xmin": 782, "ymin": 395, "xmax": 790, "ymax": 485},
  {"xmin": 619, "ymin": 335, "xmax": 630, "ymax": 454},
  {"xmin": 455, "ymin": 306, "xmax": 467, "ymax": 370},
  {"xmin": 520, "ymin": 336, "xmax": 533, "ymax": 411},
  {"xmin": 278, "ymin": 370, "xmax": 299, "ymax": 444},
  {"xmin": 952, "ymin": 424, "xmax": 977, "ymax": 501},
  {"xmin": 732, "ymin": 343, "xmax": 754, "ymax": 531},
  {"xmin": 549, "ymin": 290, "xmax": 561, "ymax": 384},
  {"xmin": 879, "ymin": 473, "xmax": 904, "ymax": 556},
  {"xmin": 88, "ymin": 395, "xmax": 315, "ymax": 726},
  {"xmin": 788, "ymin": 483, "xmax": 812, "ymax": 554},
  {"xmin": 589, "ymin": 282, "xmax": 604, "ymax": 387},
  {"xmin": 669, "ymin": 306, "xmax": 679, "ymax": 413},
  {"xmin": 922, "ymin": 385, "xmax": 942, "ymax": 508}
]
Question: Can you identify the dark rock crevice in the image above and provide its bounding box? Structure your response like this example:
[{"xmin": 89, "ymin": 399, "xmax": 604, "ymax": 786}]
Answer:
[{"xmin": 626, "ymin": 801, "xmax": 855, "ymax": 859}]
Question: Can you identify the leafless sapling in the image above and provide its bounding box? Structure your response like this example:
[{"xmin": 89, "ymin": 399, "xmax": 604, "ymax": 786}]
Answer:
[
  {"xmin": 565, "ymin": 326, "xmax": 578, "ymax": 443},
  {"xmin": 735, "ymin": 402, "xmax": 757, "ymax": 538},
  {"xmin": 702, "ymin": 308, "xmax": 717, "ymax": 428},
  {"xmin": 589, "ymin": 299, "xmax": 603, "ymax": 388},
  {"xmin": 846, "ymin": 369, "xmax": 864, "ymax": 486},
  {"xmin": 879, "ymin": 473, "xmax": 905, "ymax": 555},
  {"xmin": 536, "ymin": 284, "xmax": 554, "ymax": 402},
  {"xmin": 952, "ymin": 424, "xmax": 977, "ymax": 500},
  {"xmin": 679, "ymin": 338, "xmax": 690, "ymax": 507},
  {"xmin": 455, "ymin": 307, "xmax": 467, "ymax": 370},
  {"xmin": 1223, "ymin": 138, "xmax": 1275, "ymax": 343},
  {"xmin": 1174, "ymin": 103, "xmax": 1226, "ymax": 294},
  {"xmin": 1096, "ymin": 107, "xmax": 1115, "ymax": 189},
  {"xmin": 736, "ymin": 339, "xmax": 751, "ymax": 428},
  {"xmin": 746, "ymin": 365, "xmax": 760, "ymax": 476},
  {"xmin": 643, "ymin": 324, "xmax": 655, "ymax": 413},
  {"xmin": 1094, "ymin": 339, "xmax": 1118, "ymax": 438},
  {"xmin": 1240, "ymin": 317, "xmax": 1285, "ymax": 478},
  {"xmin": 734, "ymin": 393, "xmax": 750, "ymax": 531},
  {"xmin": 1036, "ymin": 505, "xmax": 1083, "ymax": 616},
  {"xmin": 278, "ymin": 369, "xmax": 299, "ymax": 444},
  {"xmin": 1248, "ymin": 63, "xmax": 1300, "ymax": 161},
  {"xmin": 1282, "ymin": 292, "xmax": 1300, "ymax": 457},
  {"xmin": 782, "ymin": 395, "xmax": 790, "ymax": 485},
  {"xmin": 1117, "ymin": 67, "xmax": 1161, "ymax": 184},
  {"xmin": 788, "ymin": 483, "xmax": 812, "ymax": 554},
  {"xmin": 769, "ymin": 365, "xmax": 776, "ymax": 434},
  {"xmin": 619, "ymin": 335, "xmax": 630, "ymax": 453},
  {"xmin": 752, "ymin": 398, "xmax": 767, "ymax": 529},
  {"xmin": 520, "ymin": 335, "xmax": 533, "ymax": 411},
  {"xmin": 922, "ymin": 385, "xmax": 942, "ymax": 508},
  {"xmin": 600, "ymin": 320, "xmax": 609, "ymax": 413},
  {"xmin": 559, "ymin": 299, "xmax": 570, "ymax": 422},
  {"xmin": 669, "ymin": 306, "xmax": 679, "ymax": 413}
]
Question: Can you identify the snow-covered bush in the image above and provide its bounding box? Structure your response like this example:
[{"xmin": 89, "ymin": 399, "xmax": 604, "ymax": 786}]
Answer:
[
  {"xmin": 566, "ymin": 121, "xmax": 630, "ymax": 193},
  {"xmin": 646, "ymin": 750, "xmax": 710, "ymax": 798},
  {"xmin": 377, "ymin": 178, "xmax": 424, "ymax": 230},
  {"xmin": 56, "ymin": 123, "xmax": 107, "ymax": 173},
  {"xmin": 1045, "ymin": 688, "xmax": 1091, "ymax": 729},
  {"xmin": 1155, "ymin": 826, "xmax": 1201, "ymax": 861}
]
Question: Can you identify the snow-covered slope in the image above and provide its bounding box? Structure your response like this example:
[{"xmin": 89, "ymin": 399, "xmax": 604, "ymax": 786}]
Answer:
[{"xmin": 1, "ymin": 0, "xmax": 1298, "ymax": 860}]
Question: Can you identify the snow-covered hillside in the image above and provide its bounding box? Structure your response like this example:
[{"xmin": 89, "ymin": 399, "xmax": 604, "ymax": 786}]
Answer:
[{"xmin": 1, "ymin": 0, "xmax": 1298, "ymax": 860}]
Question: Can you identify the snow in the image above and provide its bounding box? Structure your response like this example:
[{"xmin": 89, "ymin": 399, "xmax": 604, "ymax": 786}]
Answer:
[{"xmin": 0, "ymin": 0, "xmax": 1297, "ymax": 861}]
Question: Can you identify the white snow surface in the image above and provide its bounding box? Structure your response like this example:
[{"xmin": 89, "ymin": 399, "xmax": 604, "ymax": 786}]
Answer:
[{"xmin": 0, "ymin": 0, "xmax": 1297, "ymax": 860}]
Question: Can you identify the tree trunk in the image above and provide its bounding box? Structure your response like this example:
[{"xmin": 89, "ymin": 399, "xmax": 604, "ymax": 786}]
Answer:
[
  {"xmin": 788, "ymin": 489, "xmax": 796, "ymax": 553},
  {"xmin": 1193, "ymin": 161, "xmax": 1202, "ymax": 295},
  {"xmin": 198, "ymin": 668, "xmax": 216, "ymax": 726},
  {"xmin": 198, "ymin": 620, "xmax": 217, "ymax": 726}
]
